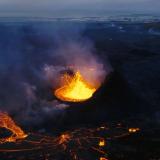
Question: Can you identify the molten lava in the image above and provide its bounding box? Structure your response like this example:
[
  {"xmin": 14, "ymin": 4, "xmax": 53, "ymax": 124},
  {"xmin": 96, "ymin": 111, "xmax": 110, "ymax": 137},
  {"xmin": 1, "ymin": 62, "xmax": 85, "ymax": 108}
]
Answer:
[
  {"xmin": 99, "ymin": 139, "xmax": 105, "ymax": 147},
  {"xmin": 55, "ymin": 71, "xmax": 97, "ymax": 102},
  {"xmin": 58, "ymin": 133, "xmax": 71, "ymax": 145},
  {"xmin": 128, "ymin": 128, "xmax": 140, "ymax": 133},
  {"xmin": 0, "ymin": 112, "xmax": 27, "ymax": 143}
]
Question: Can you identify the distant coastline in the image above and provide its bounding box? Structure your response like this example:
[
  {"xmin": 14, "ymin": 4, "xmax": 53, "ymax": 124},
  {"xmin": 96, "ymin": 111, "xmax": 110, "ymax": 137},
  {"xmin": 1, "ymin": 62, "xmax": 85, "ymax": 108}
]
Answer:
[{"xmin": 0, "ymin": 14, "xmax": 160, "ymax": 23}]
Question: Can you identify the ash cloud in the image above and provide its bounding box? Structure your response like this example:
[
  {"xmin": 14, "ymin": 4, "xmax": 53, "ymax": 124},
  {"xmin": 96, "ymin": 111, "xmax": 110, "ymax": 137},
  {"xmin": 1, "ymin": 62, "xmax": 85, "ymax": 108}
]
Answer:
[{"xmin": 0, "ymin": 22, "xmax": 111, "ymax": 127}]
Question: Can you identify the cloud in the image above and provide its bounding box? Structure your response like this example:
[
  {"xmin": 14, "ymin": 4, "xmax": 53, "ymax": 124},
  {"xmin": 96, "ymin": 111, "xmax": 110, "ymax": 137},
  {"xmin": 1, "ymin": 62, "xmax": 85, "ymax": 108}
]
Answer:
[{"xmin": 0, "ymin": 0, "xmax": 159, "ymax": 16}]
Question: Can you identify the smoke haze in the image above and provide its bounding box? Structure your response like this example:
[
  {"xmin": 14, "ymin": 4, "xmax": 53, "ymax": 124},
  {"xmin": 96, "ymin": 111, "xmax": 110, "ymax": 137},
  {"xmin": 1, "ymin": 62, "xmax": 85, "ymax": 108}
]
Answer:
[{"xmin": 0, "ymin": 22, "xmax": 111, "ymax": 127}]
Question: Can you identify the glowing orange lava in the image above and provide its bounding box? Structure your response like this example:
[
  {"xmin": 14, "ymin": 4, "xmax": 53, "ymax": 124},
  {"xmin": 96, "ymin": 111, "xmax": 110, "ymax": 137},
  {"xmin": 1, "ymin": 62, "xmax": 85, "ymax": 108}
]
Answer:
[
  {"xmin": 128, "ymin": 128, "xmax": 140, "ymax": 133},
  {"xmin": 58, "ymin": 133, "xmax": 71, "ymax": 144},
  {"xmin": 0, "ymin": 112, "xmax": 27, "ymax": 143},
  {"xmin": 100, "ymin": 157, "xmax": 108, "ymax": 160},
  {"xmin": 54, "ymin": 71, "xmax": 97, "ymax": 102},
  {"xmin": 99, "ymin": 139, "xmax": 105, "ymax": 147}
]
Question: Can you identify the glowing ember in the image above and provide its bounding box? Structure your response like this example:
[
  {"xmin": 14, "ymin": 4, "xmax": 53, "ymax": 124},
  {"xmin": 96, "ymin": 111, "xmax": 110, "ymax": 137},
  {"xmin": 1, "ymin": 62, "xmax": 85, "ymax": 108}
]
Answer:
[
  {"xmin": 58, "ymin": 133, "xmax": 71, "ymax": 144},
  {"xmin": 54, "ymin": 71, "xmax": 97, "ymax": 102},
  {"xmin": 100, "ymin": 157, "xmax": 108, "ymax": 160},
  {"xmin": 128, "ymin": 128, "xmax": 140, "ymax": 133},
  {"xmin": 99, "ymin": 139, "xmax": 105, "ymax": 147},
  {"xmin": 0, "ymin": 112, "xmax": 27, "ymax": 143}
]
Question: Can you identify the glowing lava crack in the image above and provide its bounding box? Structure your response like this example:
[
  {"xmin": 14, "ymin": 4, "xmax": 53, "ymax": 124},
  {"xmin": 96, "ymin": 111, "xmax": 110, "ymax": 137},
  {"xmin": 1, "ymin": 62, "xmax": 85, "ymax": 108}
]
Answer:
[
  {"xmin": 0, "ymin": 112, "xmax": 27, "ymax": 143},
  {"xmin": 54, "ymin": 71, "xmax": 97, "ymax": 102}
]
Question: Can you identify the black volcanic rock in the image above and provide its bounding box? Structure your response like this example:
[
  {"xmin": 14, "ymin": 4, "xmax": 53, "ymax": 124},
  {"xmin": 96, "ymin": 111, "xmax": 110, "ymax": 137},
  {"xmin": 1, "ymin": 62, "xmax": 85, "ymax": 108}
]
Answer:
[{"xmin": 55, "ymin": 71, "xmax": 148, "ymax": 128}]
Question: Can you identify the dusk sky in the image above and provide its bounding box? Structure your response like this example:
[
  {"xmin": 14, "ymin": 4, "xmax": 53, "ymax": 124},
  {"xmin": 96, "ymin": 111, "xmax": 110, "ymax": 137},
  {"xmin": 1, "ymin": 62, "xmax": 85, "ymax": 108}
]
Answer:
[{"xmin": 0, "ymin": 0, "xmax": 159, "ymax": 17}]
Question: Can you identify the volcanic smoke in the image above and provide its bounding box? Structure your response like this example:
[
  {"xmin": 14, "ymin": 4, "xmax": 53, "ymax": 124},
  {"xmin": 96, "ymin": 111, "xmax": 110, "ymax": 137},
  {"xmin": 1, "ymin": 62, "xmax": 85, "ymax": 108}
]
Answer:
[{"xmin": 44, "ymin": 42, "xmax": 111, "ymax": 102}]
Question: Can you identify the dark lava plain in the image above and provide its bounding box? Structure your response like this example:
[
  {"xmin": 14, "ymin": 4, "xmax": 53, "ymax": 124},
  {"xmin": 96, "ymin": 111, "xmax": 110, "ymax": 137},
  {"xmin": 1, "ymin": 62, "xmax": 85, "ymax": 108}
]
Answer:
[{"xmin": 0, "ymin": 17, "xmax": 160, "ymax": 160}]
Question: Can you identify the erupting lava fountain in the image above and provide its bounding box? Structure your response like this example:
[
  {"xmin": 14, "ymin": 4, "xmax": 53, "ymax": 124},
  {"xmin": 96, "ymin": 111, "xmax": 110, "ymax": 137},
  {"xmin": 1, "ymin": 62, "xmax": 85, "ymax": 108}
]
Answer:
[{"xmin": 54, "ymin": 71, "xmax": 98, "ymax": 102}]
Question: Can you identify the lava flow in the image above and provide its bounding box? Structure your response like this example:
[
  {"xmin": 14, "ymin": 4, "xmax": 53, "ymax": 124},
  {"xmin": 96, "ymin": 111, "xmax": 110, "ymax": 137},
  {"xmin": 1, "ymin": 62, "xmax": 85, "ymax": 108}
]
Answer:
[
  {"xmin": 0, "ymin": 112, "xmax": 27, "ymax": 143},
  {"xmin": 0, "ymin": 121, "xmax": 141, "ymax": 160},
  {"xmin": 54, "ymin": 71, "xmax": 98, "ymax": 102}
]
